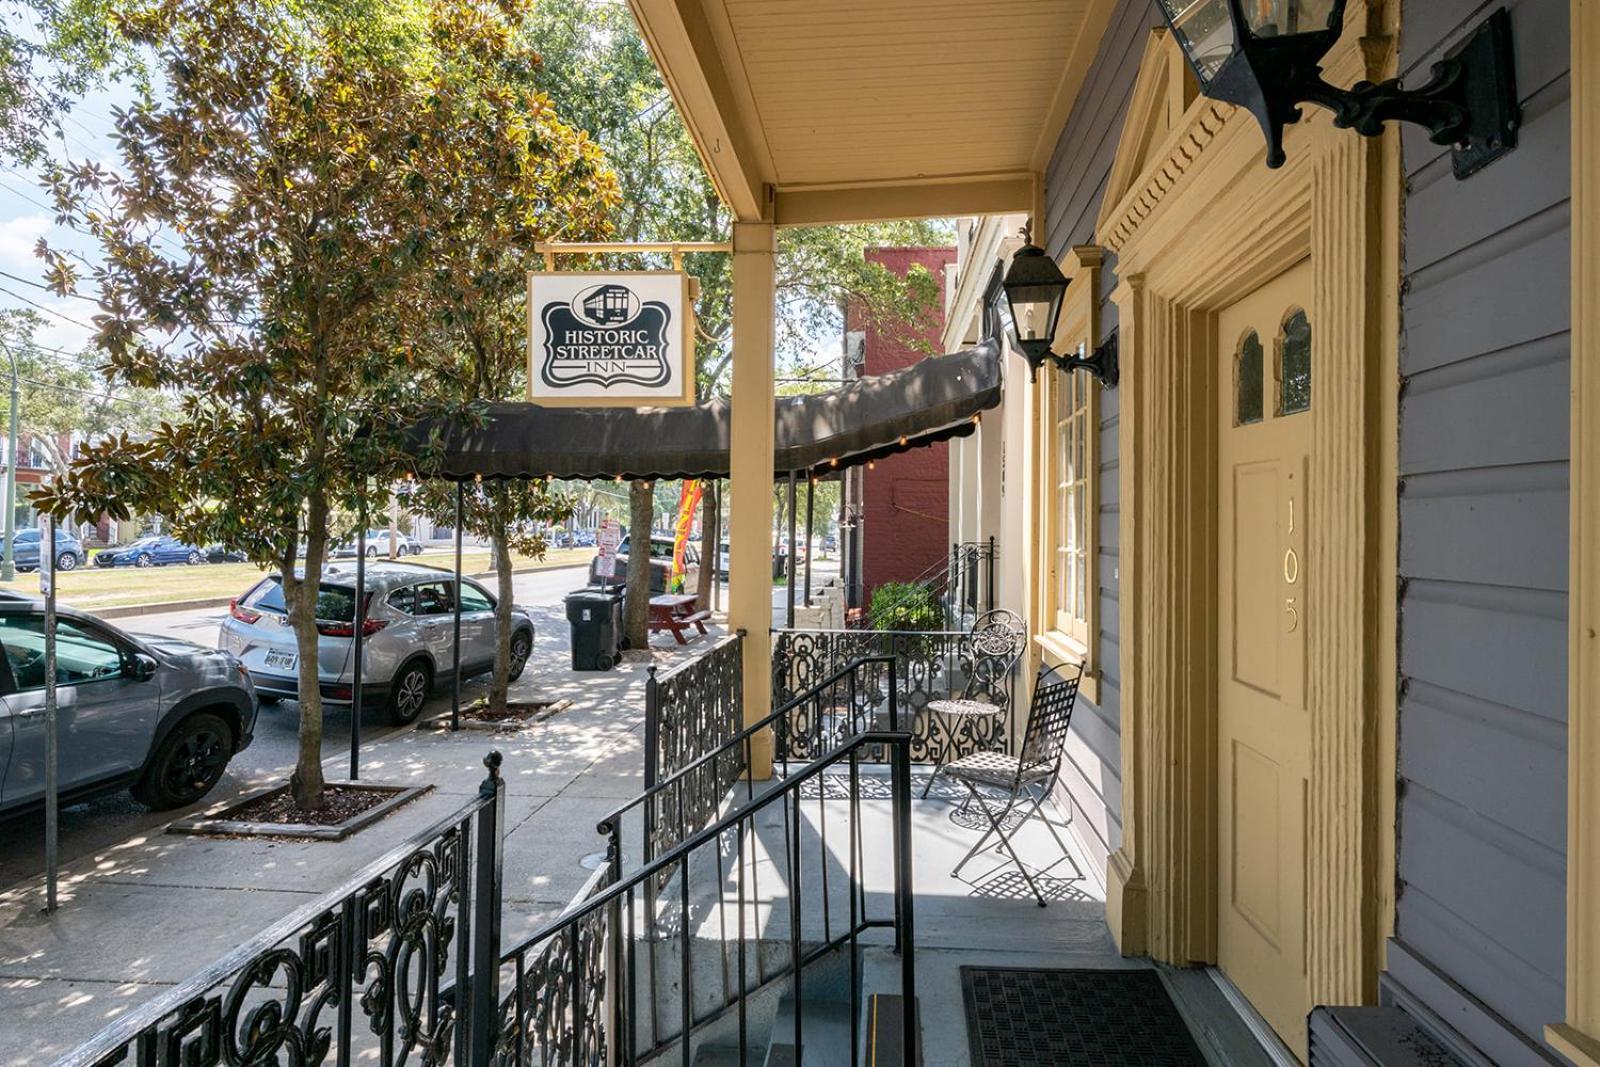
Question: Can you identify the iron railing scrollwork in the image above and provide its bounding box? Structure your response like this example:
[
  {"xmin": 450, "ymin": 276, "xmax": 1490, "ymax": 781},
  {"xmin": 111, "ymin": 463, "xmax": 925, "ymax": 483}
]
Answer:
[
  {"xmin": 641, "ymin": 633, "xmax": 743, "ymax": 878},
  {"xmin": 772, "ymin": 628, "xmax": 1017, "ymax": 763},
  {"xmin": 58, "ymin": 752, "xmax": 509, "ymax": 1067}
]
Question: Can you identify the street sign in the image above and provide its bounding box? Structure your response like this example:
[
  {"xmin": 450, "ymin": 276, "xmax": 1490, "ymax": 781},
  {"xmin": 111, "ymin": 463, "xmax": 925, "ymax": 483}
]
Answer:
[
  {"xmin": 595, "ymin": 519, "xmax": 621, "ymax": 580},
  {"xmin": 527, "ymin": 272, "xmax": 695, "ymax": 406},
  {"xmin": 38, "ymin": 513, "xmax": 52, "ymax": 596}
]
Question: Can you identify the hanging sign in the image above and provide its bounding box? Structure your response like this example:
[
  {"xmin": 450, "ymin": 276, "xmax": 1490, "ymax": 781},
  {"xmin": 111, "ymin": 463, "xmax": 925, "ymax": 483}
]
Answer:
[{"xmin": 527, "ymin": 271, "xmax": 696, "ymax": 407}]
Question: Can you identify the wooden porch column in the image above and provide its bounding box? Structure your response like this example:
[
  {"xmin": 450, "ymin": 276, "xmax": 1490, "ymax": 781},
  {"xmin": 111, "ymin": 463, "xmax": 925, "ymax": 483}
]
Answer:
[{"xmin": 731, "ymin": 217, "xmax": 776, "ymax": 776}]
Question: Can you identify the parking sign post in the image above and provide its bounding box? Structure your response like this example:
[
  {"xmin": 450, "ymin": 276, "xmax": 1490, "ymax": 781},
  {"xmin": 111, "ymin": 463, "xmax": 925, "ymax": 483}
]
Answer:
[
  {"xmin": 40, "ymin": 515, "xmax": 57, "ymax": 913},
  {"xmin": 350, "ymin": 497, "xmax": 366, "ymax": 780}
]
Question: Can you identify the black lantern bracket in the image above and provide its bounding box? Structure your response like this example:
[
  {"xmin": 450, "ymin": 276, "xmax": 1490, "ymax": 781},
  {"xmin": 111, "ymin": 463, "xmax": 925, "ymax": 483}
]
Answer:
[
  {"xmin": 1047, "ymin": 331, "xmax": 1119, "ymax": 388},
  {"xmin": 1199, "ymin": 5, "xmax": 1519, "ymax": 179}
]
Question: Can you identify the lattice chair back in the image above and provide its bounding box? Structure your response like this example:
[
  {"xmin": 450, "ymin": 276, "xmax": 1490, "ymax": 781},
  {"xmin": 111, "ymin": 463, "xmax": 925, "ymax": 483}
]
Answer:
[
  {"xmin": 960, "ymin": 608, "xmax": 1027, "ymax": 702},
  {"xmin": 1016, "ymin": 661, "xmax": 1085, "ymax": 781}
]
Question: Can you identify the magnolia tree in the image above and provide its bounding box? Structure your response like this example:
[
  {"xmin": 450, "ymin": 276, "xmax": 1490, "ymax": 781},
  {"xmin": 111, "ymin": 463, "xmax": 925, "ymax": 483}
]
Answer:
[{"xmin": 36, "ymin": 0, "xmax": 616, "ymax": 807}]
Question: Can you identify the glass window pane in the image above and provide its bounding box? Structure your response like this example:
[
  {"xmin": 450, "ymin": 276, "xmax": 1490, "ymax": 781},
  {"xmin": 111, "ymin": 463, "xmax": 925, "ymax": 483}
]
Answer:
[
  {"xmin": 1279, "ymin": 309, "xmax": 1312, "ymax": 415},
  {"xmin": 459, "ymin": 581, "xmax": 493, "ymax": 612},
  {"xmin": 1237, "ymin": 331, "xmax": 1264, "ymax": 425}
]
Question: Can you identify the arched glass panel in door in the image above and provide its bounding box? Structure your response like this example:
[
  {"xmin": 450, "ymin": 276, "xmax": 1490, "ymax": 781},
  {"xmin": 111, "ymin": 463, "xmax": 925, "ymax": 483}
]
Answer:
[
  {"xmin": 1236, "ymin": 330, "xmax": 1264, "ymax": 426},
  {"xmin": 1278, "ymin": 309, "xmax": 1311, "ymax": 415}
]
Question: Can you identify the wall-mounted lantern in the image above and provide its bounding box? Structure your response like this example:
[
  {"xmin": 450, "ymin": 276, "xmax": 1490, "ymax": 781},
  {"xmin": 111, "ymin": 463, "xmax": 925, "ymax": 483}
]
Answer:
[
  {"xmin": 1155, "ymin": 1, "xmax": 1519, "ymax": 179},
  {"xmin": 1001, "ymin": 245, "xmax": 1118, "ymax": 386}
]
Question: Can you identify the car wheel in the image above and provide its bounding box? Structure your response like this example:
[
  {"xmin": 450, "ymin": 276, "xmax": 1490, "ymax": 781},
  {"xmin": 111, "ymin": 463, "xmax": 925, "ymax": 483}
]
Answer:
[
  {"xmin": 366, "ymin": 546, "xmax": 378, "ymax": 558},
  {"xmin": 508, "ymin": 630, "xmax": 533, "ymax": 681},
  {"xmin": 133, "ymin": 712, "xmax": 233, "ymax": 810},
  {"xmin": 388, "ymin": 660, "xmax": 431, "ymax": 725},
  {"xmin": 186, "ymin": 550, "xmax": 201, "ymax": 565},
  {"xmin": 56, "ymin": 552, "xmax": 77, "ymax": 571},
  {"xmin": 135, "ymin": 553, "xmax": 153, "ymax": 568}
]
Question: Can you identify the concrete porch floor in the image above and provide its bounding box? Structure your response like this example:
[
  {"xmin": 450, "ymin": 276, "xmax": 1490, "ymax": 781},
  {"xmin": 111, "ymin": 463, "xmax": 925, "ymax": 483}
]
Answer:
[{"xmin": 659, "ymin": 766, "xmax": 1282, "ymax": 1067}]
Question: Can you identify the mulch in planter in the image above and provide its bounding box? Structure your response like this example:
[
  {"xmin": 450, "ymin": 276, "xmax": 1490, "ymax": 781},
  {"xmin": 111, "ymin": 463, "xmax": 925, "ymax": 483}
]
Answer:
[{"xmin": 228, "ymin": 784, "xmax": 404, "ymax": 827}]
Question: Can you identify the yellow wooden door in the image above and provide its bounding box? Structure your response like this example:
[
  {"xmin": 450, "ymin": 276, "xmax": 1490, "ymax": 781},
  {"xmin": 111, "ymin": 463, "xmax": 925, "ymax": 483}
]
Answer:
[{"xmin": 1216, "ymin": 259, "xmax": 1315, "ymax": 1058}]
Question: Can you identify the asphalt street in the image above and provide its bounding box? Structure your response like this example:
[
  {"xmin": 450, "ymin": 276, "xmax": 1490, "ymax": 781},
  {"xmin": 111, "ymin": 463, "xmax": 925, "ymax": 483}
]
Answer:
[{"xmin": 0, "ymin": 563, "xmax": 598, "ymax": 886}]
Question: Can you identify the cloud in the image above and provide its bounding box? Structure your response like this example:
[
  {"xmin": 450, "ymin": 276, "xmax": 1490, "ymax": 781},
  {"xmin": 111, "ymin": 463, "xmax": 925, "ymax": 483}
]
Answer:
[{"xmin": 0, "ymin": 213, "xmax": 52, "ymax": 276}]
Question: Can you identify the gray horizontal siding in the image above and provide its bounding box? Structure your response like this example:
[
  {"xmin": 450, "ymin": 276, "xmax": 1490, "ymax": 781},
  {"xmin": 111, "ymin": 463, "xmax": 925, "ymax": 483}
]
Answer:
[
  {"xmin": 1394, "ymin": 0, "xmax": 1569, "ymax": 1059},
  {"xmin": 1040, "ymin": 0, "xmax": 1159, "ymax": 869}
]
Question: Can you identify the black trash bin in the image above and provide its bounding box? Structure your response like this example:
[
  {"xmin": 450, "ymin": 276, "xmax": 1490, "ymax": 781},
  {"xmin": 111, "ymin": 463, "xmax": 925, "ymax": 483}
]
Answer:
[{"xmin": 565, "ymin": 587, "xmax": 622, "ymax": 670}]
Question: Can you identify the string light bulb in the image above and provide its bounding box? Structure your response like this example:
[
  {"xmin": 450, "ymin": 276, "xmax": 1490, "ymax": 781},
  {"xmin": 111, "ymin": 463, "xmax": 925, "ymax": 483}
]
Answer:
[
  {"xmin": 898, "ymin": 435, "xmax": 907, "ymax": 447},
  {"xmin": 867, "ymin": 461, "xmax": 876, "ymax": 470},
  {"xmin": 828, "ymin": 457, "xmax": 838, "ymax": 468}
]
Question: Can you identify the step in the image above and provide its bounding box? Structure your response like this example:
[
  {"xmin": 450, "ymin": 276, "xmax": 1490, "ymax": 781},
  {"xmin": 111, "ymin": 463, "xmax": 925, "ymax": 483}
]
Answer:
[
  {"xmin": 865, "ymin": 993, "xmax": 922, "ymax": 1067},
  {"xmin": 765, "ymin": 996, "xmax": 855, "ymax": 1067}
]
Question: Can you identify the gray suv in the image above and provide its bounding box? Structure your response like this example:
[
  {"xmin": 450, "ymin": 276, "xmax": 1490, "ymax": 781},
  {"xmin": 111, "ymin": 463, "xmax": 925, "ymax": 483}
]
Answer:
[
  {"xmin": 220, "ymin": 562, "xmax": 536, "ymax": 725},
  {"xmin": 0, "ymin": 599, "xmax": 259, "ymax": 815}
]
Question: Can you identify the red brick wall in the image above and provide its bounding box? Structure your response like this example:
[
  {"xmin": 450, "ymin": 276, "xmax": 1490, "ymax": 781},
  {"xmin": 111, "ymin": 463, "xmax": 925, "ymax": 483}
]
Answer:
[{"xmin": 846, "ymin": 246, "xmax": 956, "ymax": 603}]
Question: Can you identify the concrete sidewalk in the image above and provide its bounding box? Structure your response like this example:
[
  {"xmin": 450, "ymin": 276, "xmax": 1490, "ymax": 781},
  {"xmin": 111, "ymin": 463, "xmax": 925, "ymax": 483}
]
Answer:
[{"xmin": 0, "ymin": 615, "xmax": 728, "ymax": 1065}]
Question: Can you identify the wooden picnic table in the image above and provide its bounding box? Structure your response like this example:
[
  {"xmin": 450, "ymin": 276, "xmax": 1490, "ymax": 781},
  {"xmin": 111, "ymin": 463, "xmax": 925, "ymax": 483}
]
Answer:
[{"xmin": 648, "ymin": 593, "xmax": 711, "ymax": 645}]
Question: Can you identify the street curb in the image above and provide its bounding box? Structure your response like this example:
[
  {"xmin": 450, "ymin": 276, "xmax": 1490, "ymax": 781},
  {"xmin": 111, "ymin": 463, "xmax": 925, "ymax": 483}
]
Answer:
[{"xmin": 91, "ymin": 562, "xmax": 581, "ymax": 620}]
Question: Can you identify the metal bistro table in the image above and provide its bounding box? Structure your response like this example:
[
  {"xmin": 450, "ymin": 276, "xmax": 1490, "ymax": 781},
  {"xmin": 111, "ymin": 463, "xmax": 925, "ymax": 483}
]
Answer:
[{"xmin": 921, "ymin": 697, "xmax": 1007, "ymax": 799}]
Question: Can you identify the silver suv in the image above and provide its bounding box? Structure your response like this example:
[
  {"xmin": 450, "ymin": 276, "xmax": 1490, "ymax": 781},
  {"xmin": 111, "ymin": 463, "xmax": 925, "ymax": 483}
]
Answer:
[
  {"xmin": 220, "ymin": 562, "xmax": 536, "ymax": 725},
  {"xmin": 0, "ymin": 599, "xmax": 259, "ymax": 814}
]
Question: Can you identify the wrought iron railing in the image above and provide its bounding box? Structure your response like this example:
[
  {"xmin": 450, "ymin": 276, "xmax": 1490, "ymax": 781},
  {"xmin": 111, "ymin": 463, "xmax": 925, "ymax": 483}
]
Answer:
[
  {"xmin": 640, "ymin": 632, "xmax": 743, "ymax": 875},
  {"xmin": 514, "ymin": 729, "xmax": 918, "ymax": 1066},
  {"xmin": 772, "ymin": 628, "xmax": 1017, "ymax": 763},
  {"xmin": 57, "ymin": 754, "xmax": 508, "ymax": 1067},
  {"xmin": 605, "ymin": 656, "xmax": 897, "ymax": 880},
  {"xmin": 949, "ymin": 537, "xmax": 997, "ymax": 620}
]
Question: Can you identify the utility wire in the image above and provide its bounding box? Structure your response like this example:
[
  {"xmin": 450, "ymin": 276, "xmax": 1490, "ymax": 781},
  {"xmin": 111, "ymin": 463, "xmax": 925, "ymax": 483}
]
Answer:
[
  {"xmin": 0, "ymin": 268, "xmax": 97, "ymax": 303},
  {"xmin": 0, "ymin": 285, "xmax": 95, "ymax": 330}
]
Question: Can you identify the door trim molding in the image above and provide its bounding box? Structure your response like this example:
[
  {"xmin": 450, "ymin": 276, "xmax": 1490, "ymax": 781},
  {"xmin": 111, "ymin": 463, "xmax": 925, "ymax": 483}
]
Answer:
[
  {"xmin": 1095, "ymin": 9, "xmax": 1392, "ymax": 1019},
  {"xmin": 1551, "ymin": 2, "xmax": 1600, "ymax": 1064}
]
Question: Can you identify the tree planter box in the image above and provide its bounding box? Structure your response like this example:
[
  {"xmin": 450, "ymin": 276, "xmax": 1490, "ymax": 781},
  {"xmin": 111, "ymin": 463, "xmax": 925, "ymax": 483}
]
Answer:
[
  {"xmin": 168, "ymin": 780, "xmax": 432, "ymax": 841},
  {"xmin": 419, "ymin": 699, "xmax": 572, "ymax": 733}
]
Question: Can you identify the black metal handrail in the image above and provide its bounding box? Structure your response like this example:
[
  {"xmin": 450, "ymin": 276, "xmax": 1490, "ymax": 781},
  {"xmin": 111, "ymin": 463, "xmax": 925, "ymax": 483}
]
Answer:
[
  {"xmin": 601, "ymin": 654, "xmax": 898, "ymax": 874},
  {"xmin": 56, "ymin": 754, "xmax": 508, "ymax": 1067},
  {"xmin": 500, "ymin": 729, "xmax": 918, "ymax": 1066}
]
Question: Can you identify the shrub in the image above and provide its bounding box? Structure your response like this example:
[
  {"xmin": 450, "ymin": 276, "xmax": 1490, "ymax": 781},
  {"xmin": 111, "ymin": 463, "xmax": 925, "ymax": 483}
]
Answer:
[{"xmin": 868, "ymin": 581, "xmax": 943, "ymax": 632}]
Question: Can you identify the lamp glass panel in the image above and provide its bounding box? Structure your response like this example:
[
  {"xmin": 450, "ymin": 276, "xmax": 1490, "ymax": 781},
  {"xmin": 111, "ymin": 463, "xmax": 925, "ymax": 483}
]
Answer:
[
  {"xmin": 1241, "ymin": 0, "xmax": 1341, "ymax": 36},
  {"xmin": 1161, "ymin": 0, "xmax": 1235, "ymax": 85},
  {"xmin": 1007, "ymin": 284, "xmax": 1060, "ymax": 344}
]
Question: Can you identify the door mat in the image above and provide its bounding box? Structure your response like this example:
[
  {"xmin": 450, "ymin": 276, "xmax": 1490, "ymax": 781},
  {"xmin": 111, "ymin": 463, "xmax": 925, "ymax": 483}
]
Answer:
[{"xmin": 961, "ymin": 967, "xmax": 1208, "ymax": 1066}]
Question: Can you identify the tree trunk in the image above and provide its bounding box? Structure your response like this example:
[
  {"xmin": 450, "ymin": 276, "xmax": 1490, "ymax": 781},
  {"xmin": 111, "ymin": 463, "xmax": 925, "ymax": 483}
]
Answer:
[
  {"xmin": 489, "ymin": 522, "xmax": 514, "ymax": 714},
  {"xmin": 286, "ymin": 490, "xmax": 329, "ymax": 809},
  {"xmin": 388, "ymin": 490, "xmax": 400, "ymax": 560},
  {"xmin": 695, "ymin": 481, "xmax": 718, "ymax": 611},
  {"xmin": 624, "ymin": 479, "xmax": 652, "ymax": 649}
]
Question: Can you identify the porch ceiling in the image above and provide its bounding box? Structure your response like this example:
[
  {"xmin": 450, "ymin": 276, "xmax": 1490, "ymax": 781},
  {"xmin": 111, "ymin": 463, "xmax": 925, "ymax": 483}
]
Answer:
[{"xmin": 627, "ymin": 0, "xmax": 1118, "ymax": 225}]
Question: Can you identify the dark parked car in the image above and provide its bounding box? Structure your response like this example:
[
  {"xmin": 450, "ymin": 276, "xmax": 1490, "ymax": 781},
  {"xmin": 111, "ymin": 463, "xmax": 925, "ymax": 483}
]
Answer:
[
  {"xmin": 95, "ymin": 535, "xmax": 206, "ymax": 568},
  {"xmin": 9, "ymin": 528, "xmax": 87, "ymax": 572},
  {"xmin": 205, "ymin": 545, "xmax": 248, "ymax": 564},
  {"xmin": 588, "ymin": 536, "xmax": 699, "ymax": 594},
  {"xmin": 0, "ymin": 599, "xmax": 259, "ymax": 814}
]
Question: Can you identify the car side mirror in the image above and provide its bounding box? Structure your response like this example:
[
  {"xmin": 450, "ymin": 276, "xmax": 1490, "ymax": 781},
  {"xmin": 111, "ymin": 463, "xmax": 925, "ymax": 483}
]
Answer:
[{"xmin": 126, "ymin": 653, "xmax": 158, "ymax": 682}]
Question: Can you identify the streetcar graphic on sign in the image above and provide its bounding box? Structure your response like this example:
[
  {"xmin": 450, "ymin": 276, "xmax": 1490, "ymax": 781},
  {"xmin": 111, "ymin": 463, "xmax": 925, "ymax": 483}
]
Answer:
[{"xmin": 528, "ymin": 272, "xmax": 694, "ymax": 405}]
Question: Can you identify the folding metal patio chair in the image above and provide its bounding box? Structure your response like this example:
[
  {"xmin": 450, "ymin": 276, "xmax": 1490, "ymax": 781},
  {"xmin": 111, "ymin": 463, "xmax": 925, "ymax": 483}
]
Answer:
[
  {"xmin": 920, "ymin": 608, "xmax": 1027, "ymax": 799},
  {"xmin": 946, "ymin": 660, "xmax": 1084, "ymax": 906}
]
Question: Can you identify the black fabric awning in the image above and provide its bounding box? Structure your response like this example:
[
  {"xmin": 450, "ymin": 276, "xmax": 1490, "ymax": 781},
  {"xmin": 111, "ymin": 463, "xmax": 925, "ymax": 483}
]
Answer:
[{"xmin": 408, "ymin": 339, "xmax": 1001, "ymax": 481}]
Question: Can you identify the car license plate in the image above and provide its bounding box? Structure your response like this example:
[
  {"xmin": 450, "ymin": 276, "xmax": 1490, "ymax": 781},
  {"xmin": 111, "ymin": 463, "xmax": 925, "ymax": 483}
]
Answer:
[{"xmin": 264, "ymin": 649, "xmax": 297, "ymax": 670}]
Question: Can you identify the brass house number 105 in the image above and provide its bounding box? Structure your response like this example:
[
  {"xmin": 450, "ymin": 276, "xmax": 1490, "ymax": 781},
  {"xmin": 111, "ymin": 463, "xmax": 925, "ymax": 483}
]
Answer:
[{"xmin": 1284, "ymin": 497, "xmax": 1300, "ymax": 632}]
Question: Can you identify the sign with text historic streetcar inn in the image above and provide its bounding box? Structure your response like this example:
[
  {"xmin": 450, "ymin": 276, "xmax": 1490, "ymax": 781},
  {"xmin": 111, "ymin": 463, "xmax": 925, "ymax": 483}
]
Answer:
[{"xmin": 526, "ymin": 271, "xmax": 696, "ymax": 406}]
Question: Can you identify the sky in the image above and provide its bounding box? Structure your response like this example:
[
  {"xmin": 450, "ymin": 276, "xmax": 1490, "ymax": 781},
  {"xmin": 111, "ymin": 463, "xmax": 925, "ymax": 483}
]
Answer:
[{"xmin": 0, "ymin": 83, "xmax": 123, "ymax": 356}]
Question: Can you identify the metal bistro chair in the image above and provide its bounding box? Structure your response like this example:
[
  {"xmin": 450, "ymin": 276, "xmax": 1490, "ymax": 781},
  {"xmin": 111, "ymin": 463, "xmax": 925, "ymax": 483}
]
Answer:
[
  {"xmin": 946, "ymin": 660, "xmax": 1085, "ymax": 907},
  {"xmin": 920, "ymin": 608, "xmax": 1026, "ymax": 799}
]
